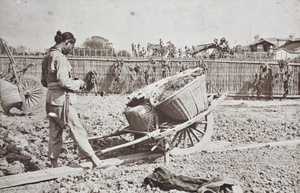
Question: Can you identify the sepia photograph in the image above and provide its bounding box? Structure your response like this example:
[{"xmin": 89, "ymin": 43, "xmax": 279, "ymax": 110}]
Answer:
[{"xmin": 0, "ymin": 0, "xmax": 299, "ymax": 192}]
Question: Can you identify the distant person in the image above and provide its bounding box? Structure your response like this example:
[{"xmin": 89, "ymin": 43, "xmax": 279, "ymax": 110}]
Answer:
[
  {"xmin": 281, "ymin": 70, "xmax": 292, "ymax": 100},
  {"xmin": 41, "ymin": 30, "xmax": 102, "ymax": 168}
]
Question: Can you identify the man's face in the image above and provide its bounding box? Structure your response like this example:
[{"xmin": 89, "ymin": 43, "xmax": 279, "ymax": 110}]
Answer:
[{"xmin": 62, "ymin": 41, "xmax": 74, "ymax": 55}]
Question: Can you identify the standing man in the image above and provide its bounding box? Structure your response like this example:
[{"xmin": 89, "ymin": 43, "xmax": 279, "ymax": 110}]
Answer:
[{"xmin": 41, "ymin": 30, "xmax": 102, "ymax": 168}]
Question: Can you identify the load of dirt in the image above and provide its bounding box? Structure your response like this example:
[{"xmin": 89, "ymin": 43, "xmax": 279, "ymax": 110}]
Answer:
[
  {"xmin": 0, "ymin": 95, "xmax": 299, "ymax": 193},
  {"xmin": 154, "ymin": 75, "xmax": 194, "ymax": 102}
]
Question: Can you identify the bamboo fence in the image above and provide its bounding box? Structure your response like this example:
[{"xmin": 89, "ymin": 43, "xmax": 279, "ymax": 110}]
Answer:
[{"xmin": 0, "ymin": 56, "xmax": 299, "ymax": 97}]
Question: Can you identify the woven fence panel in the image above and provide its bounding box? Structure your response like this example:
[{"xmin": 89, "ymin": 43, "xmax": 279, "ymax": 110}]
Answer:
[
  {"xmin": 0, "ymin": 56, "xmax": 299, "ymax": 96},
  {"xmin": 205, "ymin": 60, "xmax": 300, "ymax": 96}
]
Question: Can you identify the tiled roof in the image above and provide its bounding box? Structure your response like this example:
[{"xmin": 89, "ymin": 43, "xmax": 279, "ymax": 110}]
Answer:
[
  {"xmin": 249, "ymin": 39, "xmax": 276, "ymax": 46},
  {"xmin": 277, "ymin": 38, "xmax": 300, "ymax": 41},
  {"xmin": 274, "ymin": 40, "xmax": 300, "ymax": 53},
  {"xmin": 193, "ymin": 43, "xmax": 215, "ymax": 52}
]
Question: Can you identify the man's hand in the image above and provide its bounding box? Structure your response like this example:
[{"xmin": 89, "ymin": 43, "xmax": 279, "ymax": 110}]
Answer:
[{"xmin": 79, "ymin": 80, "xmax": 86, "ymax": 90}]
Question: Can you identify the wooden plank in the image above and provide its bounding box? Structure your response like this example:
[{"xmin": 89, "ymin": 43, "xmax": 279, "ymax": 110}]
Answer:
[
  {"xmin": 227, "ymin": 94, "xmax": 300, "ymax": 99},
  {"xmin": 0, "ymin": 164, "xmax": 89, "ymax": 189},
  {"xmin": 0, "ymin": 152, "xmax": 163, "ymax": 189},
  {"xmin": 203, "ymin": 139, "xmax": 300, "ymax": 153}
]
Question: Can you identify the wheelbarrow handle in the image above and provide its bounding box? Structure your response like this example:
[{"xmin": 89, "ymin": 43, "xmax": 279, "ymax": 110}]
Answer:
[{"xmin": 18, "ymin": 63, "xmax": 35, "ymax": 73}]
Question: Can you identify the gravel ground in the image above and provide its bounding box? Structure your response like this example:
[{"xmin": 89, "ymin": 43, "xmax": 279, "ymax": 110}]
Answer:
[{"xmin": 0, "ymin": 94, "xmax": 299, "ymax": 193}]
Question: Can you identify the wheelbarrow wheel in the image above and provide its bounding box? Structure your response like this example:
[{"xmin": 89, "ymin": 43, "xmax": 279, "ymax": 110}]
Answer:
[
  {"xmin": 168, "ymin": 112, "xmax": 214, "ymax": 155},
  {"xmin": 19, "ymin": 75, "xmax": 45, "ymax": 113}
]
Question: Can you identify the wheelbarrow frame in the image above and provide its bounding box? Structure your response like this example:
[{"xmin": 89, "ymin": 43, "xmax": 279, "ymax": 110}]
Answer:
[
  {"xmin": 0, "ymin": 38, "xmax": 45, "ymax": 114},
  {"xmin": 95, "ymin": 92, "xmax": 228, "ymax": 162}
]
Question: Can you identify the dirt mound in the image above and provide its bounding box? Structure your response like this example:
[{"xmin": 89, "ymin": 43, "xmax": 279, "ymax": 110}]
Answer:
[
  {"xmin": 154, "ymin": 75, "xmax": 194, "ymax": 102},
  {"xmin": 0, "ymin": 95, "xmax": 299, "ymax": 192}
]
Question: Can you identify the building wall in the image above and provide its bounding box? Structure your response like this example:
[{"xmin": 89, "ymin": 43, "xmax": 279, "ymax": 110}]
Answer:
[
  {"xmin": 251, "ymin": 42, "xmax": 273, "ymax": 52},
  {"xmin": 275, "ymin": 50, "xmax": 297, "ymax": 60}
]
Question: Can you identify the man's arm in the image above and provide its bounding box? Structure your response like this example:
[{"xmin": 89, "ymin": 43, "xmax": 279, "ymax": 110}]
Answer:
[{"xmin": 54, "ymin": 56, "xmax": 85, "ymax": 91}]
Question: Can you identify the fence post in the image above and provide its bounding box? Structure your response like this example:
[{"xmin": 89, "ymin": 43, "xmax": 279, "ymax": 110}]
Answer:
[{"xmin": 259, "ymin": 52, "xmax": 261, "ymax": 61}]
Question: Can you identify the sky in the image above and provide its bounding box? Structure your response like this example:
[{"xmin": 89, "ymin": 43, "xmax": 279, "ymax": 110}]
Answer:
[{"xmin": 0, "ymin": 0, "xmax": 300, "ymax": 52}]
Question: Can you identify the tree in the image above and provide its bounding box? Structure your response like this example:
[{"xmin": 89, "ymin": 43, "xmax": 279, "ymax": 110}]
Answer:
[
  {"xmin": 211, "ymin": 37, "xmax": 231, "ymax": 58},
  {"xmin": 82, "ymin": 36, "xmax": 113, "ymax": 49},
  {"xmin": 232, "ymin": 45, "xmax": 251, "ymax": 54},
  {"xmin": 16, "ymin": 45, "xmax": 26, "ymax": 54},
  {"xmin": 116, "ymin": 50, "xmax": 131, "ymax": 57}
]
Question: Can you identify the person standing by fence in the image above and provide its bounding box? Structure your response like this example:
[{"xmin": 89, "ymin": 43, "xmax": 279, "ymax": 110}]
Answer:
[{"xmin": 41, "ymin": 30, "xmax": 102, "ymax": 168}]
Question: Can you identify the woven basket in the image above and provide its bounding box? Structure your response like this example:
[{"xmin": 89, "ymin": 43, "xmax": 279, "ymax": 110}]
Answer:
[
  {"xmin": 0, "ymin": 79, "xmax": 22, "ymax": 112},
  {"xmin": 155, "ymin": 75, "xmax": 208, "ymax": 121},
  {"xmin": 123, "ymin": 104, "xmax": 155, "ymax": 132}
]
